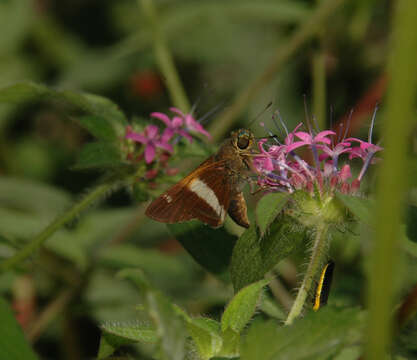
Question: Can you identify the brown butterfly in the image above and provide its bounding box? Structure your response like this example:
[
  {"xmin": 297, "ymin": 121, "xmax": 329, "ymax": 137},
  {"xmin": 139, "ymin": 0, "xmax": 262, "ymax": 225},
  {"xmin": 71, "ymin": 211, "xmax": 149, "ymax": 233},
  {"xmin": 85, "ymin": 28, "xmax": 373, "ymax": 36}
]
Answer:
[{"xmin": 145, "ymin": 129, "xmax": 257, "ymax": 228}]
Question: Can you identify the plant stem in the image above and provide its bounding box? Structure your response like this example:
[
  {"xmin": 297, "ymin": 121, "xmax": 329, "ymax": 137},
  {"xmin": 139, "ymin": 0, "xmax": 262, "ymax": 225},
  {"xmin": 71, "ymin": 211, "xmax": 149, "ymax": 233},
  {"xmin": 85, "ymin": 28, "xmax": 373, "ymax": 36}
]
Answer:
[
  {"xmin": 208, "ymin": 0, "xmax": 347, "ymax": 142},
  {"xmin": 139, "ymin": 0, "xmax": 190, "ymax": 112},
  {"xmin": 366, "ymin": 1, "xmax": 417, "ymax": 359},
  {"xmin": 285, "ymin": 222, "xmax": 329, "ymax": 325},
  {"xmin": 0, "ymin": 182, "xmax": 114, "ymax": 273}
]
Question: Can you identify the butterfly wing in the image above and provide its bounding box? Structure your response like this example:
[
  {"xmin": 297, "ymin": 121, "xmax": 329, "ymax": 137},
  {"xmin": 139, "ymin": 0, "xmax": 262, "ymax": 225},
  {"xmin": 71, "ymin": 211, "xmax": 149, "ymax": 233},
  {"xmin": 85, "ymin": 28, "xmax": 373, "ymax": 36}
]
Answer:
[{"xmin": 145, "ymin": 157, "xmax": 232, "ymax": 227}]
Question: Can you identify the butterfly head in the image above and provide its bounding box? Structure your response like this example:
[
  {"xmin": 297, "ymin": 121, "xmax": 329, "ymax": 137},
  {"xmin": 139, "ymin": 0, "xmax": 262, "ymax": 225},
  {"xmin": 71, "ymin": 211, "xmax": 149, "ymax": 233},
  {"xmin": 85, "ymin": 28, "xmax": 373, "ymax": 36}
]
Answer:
[{"xmin": 231, "ymin": 129, "xmax": 255, "ymax": 151}]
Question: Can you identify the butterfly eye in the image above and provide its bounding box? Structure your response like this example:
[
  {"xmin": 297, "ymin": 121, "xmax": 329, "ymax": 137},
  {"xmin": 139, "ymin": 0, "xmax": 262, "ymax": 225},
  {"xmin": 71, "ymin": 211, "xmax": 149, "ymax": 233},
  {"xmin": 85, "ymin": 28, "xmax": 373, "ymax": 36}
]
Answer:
[{"xmin": 237, "ymin": 135, "xmax": 250, "ymax": 149}]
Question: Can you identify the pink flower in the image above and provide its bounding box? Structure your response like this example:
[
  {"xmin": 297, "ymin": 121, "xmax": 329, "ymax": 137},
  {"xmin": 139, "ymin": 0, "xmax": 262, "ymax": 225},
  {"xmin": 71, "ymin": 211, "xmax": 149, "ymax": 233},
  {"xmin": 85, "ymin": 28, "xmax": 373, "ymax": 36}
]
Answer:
[
  {"xmin": 170, "ymin": 107, "xmax": 211, "ymax": 139},
  {"xmin": 253, "ymin": 108, "xmax": 382, "ymax": 196},
  {"xmin": 347, "ymin": 138, "xmax": 383, "ymax": 161},
  {"xmin": 126, "ymin": 125, "xmax": 173, "ymax": 164},
  {"xmin": 150, "ymin": 112, "xmax": 193, "ymax": 143},
  {"xmin": 286, "ymin": 130, "xmax": 336, "ymax": 152}
]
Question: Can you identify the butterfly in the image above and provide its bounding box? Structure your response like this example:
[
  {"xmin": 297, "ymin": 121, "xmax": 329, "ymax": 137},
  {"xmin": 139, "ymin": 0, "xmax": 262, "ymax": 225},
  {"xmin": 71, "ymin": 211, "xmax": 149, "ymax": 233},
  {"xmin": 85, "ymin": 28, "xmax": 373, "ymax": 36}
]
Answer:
[{"xmin": 145, "ymin": 129, "xmax": 257, "ymax": 228}]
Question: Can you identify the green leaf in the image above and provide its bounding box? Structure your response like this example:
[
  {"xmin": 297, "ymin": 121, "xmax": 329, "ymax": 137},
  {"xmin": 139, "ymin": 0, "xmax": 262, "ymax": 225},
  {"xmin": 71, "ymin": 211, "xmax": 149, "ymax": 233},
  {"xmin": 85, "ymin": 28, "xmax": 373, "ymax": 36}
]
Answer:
[
  {"xmin": 241, "ymin": 307, "xmax": 364, "ymax": 360},
  {"xmin": 335, "ymin": 193, "xmax": 374, "ymax": 227},
  {"xmin": 0, "ymin": 297, "xmax": 39, "ymax": 360},
  {"xmin": 230, "ymin": 219, "xmax": 304, "ymax": 292},
  {"xmin": 77, "ymin": 115, "xmax": 118, "ymax": 141},
  {"xmin": 119, "ymin": 269, "xmax": 186, "ymax": 360},
  {"xmin": 98, "ymin": 322, "xmax": 157, "ymax": 359},
  {"xmin": 256, "ymin": 193, "xmax": 290, "ymax": 235},
  {"xmin": 74, "ymin": 142, "xmax": 123, "ymax": 169},
  {"xmin": 186, "ymin": 318, "xmax": 223, "ymax": 360},
  {"xmin": 0, "ymin": 81, "xmax": 127, "ymax": 130},
  {"xmin": 218, "ymin": 328, "xmax": 240, "ymax": 358},
  {"xmin": 167, "ymin": 221, "xmax": 237, "ymax": 275},
  {"xmin": 221, "ymin": 279, "xmax": 269, "ymax": 333}
]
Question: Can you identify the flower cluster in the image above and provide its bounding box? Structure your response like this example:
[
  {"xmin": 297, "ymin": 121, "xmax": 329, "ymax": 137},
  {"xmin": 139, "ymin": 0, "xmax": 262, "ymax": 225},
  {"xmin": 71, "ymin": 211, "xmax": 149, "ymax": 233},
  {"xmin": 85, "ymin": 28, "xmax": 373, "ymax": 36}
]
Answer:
[
  {"xmin": 125, "ymin": 107, "xmax": 211, "ymax": 178},
  {"xmin": 254, "ymin": 111, "xmax": 382, "ymax": 195}
]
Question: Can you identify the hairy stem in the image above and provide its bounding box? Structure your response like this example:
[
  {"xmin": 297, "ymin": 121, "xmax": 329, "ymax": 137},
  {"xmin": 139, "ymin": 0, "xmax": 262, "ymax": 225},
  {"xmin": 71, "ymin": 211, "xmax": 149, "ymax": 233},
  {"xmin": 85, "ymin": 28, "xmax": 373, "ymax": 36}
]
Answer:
[
  {"xmin": 0, "ymin": 181, "xmax": 115, "ymax": 273},
  {"xmin": 139, "ymin": 0, "xmax": 190, "ymax": 112},
  {"xmin": 208, "ymin": 0, "xmax": 347, "ymax": 141},
  {"xmin": 285, "ymin": 222, "xmax": 329, "ymax": 325}
]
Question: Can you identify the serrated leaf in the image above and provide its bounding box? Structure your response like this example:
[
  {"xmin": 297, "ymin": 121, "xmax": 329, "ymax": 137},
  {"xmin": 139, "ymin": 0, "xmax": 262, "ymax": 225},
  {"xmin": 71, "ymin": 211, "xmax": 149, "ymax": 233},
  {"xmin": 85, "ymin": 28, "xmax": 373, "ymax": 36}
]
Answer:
[
  {"xmin": 221, "ymin": 279, "xmax": 269, "ymax": 333},
  {"xmin": 0, "ymin": 297, "xmax": 39, "ymax": 360},
  {"xmin": 335, "ymin": 193, "xmax": 374, "ymax": 227},
  {"xmin": 167, "ymin": 221, "xmax": 237, "ymax": 275},
  {"xmin": 241, "ymin": 307, "xmax": 364, "ymax": 360},
  {"xmin": 186, "ymin": 318, "xmax": 223, "ymax": 360},
  {"xmin": 77, "ymin": 115, "xmax": 118, "ymax": 141},
  {"xmin": 256, "ymin": 192, "xmax": 290, "ymax": 235},
  {"xmin": 230, "ymin": 219, "xmax": 304, "ymax": 292},
  {"xmin": 119, "ymin": 269, "xmax": 186, "ymax": 360},
  {"xmin": 0, "ymin": 81, "xmax": 127, "ymax": 130},
  {"xmin": 74, "ymin": 142, "xmax": 123, "ymax": 169},
  {"xmin": 98, "ymin": 323, "xmax": 157, "ymax": 359}
]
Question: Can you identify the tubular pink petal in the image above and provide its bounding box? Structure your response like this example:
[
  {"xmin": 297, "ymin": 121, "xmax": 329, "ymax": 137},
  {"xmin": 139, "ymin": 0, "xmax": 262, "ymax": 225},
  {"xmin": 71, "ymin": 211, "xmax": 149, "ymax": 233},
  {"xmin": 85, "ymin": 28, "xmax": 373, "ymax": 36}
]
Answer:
[
  {"xmin": 286, "ymin": 142, "xmax": 307, "ymax": 152},
  {"xmin": 155, "ymin": 141, "xmax": 173, "ymax": 153},
  {"xmin": 316, "ymin": 130, "xmax": 336, "ymax": 138},
  {"xmin": 171, "ymin": 116, "xmax": 184, "ymax": 127},
  {"xmin": 170, "ymin": 107, "xmax": 186, "ymax": 118},
  {"xmin": 161, "ymin": 128, "xmax": 175, "ymax": 142},
  {"xmin": 126, "ymin": 132, "xmax": 147, "ymax": 144},
  {"xmin": 144, "ymin": 144, "xmax": 156, "ymax": 163},
  {"xmin": 146, "ymin": 125, "xmax": 159, "ymax": 139},
  {"xmin": 294, "ymin": 132, "xmax": 312, "ymax": 142},
  {"xmin": 177, "ymin": 129, "xmax": 193, "ymax": 142},
  {"xmin": 339, "ymin": 164, "xmax": 352, "ymax": 182},
  {"xmin": 151, "ymin": 112, "xmax": 172, "ymax": 127}
]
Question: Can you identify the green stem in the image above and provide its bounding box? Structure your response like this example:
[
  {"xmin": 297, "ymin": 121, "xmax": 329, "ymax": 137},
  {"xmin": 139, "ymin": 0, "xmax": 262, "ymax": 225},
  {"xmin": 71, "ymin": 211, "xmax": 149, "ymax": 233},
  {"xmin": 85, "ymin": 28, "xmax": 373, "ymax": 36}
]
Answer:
[
  {"xmin": 0, "ymin": 182, "xmax": 114, "ymax": 273},
  {"xmin": 366, "ymin": 1, "xmax": 417, "ymax": 359},
  {"xmin": 285, "ymin": 222, "xmax": 329, "ymax": 325},
  {"xmin": 208, "ymin": 0, "xmax": 347, "ymax": 142},
  {"xmin": 139, "ymin": 0, "xmax": 190, "ymax": 112}
]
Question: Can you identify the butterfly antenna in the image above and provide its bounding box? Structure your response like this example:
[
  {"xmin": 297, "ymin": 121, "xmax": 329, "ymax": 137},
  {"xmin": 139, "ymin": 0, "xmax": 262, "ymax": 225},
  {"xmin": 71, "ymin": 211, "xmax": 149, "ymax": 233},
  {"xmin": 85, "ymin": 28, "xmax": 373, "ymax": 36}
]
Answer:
[
  {"xmin": 190, "ymin": 83, "xmax": 215, "ymax": 116},
  {"xmin": 259, "ymin": 122, "xmax": 281, "ymax": 144},
  {"xmin": 248, "ymin": 101, "xmax": 273, "ymax": 129},
  {"xmin": 198, "ymin": 101, "xmax": 225, "ymax": 125}
]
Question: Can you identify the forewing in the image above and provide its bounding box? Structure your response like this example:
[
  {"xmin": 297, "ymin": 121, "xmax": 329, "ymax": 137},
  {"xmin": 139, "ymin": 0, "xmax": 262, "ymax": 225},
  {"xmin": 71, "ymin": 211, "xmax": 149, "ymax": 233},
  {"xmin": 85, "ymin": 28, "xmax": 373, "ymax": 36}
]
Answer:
[{"xmin": 145, "ymin": 158, "xmax": 231, "ymax": 227}]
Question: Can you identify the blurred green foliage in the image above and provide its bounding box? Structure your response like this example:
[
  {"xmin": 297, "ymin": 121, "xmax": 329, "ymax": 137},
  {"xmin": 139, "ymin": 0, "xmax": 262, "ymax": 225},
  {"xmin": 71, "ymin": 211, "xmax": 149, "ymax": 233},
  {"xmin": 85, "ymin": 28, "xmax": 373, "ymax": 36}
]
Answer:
[{"xmin": 0, "ymin": 0, "xmax": 416, "ymax": 359}]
